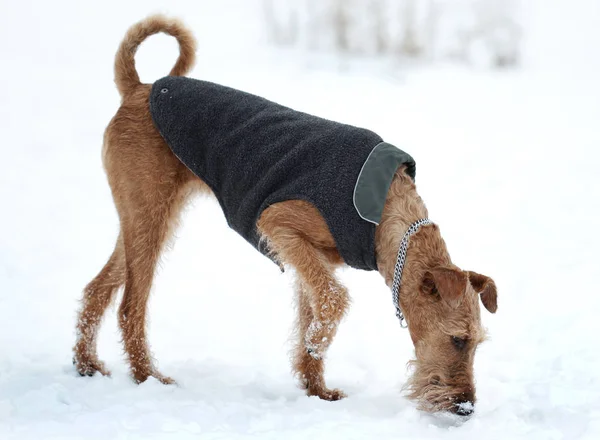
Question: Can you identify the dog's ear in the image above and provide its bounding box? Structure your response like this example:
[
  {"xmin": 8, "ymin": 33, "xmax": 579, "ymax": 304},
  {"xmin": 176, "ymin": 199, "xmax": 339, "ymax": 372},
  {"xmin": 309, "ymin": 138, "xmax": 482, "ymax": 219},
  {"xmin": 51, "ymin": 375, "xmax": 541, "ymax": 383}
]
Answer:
[
  {"xmin": 423, "ymin": 267, "xmax": 468, "ymax": 307},
  {"xmin": 468, "ymin": 271, "xmax": 498, "ymax": 313}
]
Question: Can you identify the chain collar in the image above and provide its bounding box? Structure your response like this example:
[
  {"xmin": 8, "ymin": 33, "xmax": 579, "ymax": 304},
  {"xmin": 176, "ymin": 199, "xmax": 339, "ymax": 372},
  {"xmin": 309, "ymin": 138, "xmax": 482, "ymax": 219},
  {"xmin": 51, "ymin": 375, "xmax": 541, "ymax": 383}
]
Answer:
[{"xmin": 391, "ymin": 218, "xmax": 433, "ymax": 328}]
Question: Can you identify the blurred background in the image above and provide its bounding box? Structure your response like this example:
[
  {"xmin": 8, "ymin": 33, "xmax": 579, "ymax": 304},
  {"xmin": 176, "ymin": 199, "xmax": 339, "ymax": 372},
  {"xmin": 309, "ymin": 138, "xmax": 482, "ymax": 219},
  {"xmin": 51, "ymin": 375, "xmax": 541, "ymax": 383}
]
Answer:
[
  {"xmin": 0, "ymin": 1, "xmax": 599, "ymax": 439},
  {"xmin": 263, "ymin": 0, "xmax": 522, "ymax": 68}
]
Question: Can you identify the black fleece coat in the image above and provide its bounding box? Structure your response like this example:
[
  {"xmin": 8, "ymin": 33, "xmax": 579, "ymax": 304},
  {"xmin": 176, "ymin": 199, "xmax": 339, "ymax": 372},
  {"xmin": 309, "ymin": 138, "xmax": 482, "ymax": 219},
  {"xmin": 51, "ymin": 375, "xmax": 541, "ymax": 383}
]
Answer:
[{"xmin": 149, "ymin": 76, "xmax": 415, "ymax": 271}]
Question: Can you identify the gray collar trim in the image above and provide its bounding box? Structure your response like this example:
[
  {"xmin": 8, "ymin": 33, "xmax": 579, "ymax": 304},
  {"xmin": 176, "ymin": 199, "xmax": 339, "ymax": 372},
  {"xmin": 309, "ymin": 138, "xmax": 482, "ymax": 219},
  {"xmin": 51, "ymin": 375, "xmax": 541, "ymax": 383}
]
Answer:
[
  {"xmin": 391, "ymin": 218, "xmax": 433, "ymax": 328},
  {"xmin": 353, "ymin": 142, "xmax": 416, "ymax": 225}
]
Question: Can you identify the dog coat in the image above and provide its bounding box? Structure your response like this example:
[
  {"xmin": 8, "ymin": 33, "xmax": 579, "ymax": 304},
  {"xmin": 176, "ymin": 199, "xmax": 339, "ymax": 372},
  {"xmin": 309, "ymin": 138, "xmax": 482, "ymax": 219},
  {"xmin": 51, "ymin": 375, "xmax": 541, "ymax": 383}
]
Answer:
[{"xmin": 149, "ymin": 77, "xmax": 416, "ymax": 271}]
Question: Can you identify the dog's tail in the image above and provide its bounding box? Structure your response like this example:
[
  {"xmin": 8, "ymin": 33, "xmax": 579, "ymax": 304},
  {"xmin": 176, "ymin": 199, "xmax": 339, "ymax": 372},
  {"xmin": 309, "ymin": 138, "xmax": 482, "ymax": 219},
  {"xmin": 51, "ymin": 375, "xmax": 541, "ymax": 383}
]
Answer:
[{"xmin": 114, "ymin": 15, "xmax": 197, "ymax": 97}]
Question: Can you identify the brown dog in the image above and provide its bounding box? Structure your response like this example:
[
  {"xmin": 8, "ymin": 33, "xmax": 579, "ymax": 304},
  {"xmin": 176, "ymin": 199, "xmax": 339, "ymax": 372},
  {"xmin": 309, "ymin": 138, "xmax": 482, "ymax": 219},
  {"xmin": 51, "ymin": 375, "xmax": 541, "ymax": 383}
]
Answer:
[{"xmin": 73, "ymin": 15, "xmax": 497, "ymax": 415}]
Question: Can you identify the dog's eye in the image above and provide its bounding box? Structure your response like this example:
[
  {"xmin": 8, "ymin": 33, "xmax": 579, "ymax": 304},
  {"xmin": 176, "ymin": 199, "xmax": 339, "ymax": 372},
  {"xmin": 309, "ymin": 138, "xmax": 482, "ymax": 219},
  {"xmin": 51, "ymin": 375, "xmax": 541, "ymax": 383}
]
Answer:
[{"xmin": 452, "ymin": 336, "xmax": 467, "ymax": 350}]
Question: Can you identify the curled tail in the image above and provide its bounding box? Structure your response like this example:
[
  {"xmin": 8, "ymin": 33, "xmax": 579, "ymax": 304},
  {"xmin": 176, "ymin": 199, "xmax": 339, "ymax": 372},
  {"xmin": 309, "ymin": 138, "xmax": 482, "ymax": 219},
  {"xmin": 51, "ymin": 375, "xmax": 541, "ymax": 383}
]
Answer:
[{"xmin": 114, "ymin": 15, "xmax": 197, "ymax": 96}]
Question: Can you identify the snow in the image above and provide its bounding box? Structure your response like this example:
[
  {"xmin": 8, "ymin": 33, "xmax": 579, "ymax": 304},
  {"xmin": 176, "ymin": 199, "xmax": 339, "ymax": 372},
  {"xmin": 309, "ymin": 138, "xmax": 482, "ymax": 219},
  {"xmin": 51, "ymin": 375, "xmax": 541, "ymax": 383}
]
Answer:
[{"xmin": 1, "ymin": 0, "xmax": 599, "ymax": 439}]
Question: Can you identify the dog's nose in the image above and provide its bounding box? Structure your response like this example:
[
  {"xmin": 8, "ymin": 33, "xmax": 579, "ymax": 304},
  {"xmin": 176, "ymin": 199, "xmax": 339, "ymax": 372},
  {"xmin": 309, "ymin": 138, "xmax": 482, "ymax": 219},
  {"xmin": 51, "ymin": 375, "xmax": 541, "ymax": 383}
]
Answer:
[{"xmin": 453, "ymin": 400, "xmax": 474, "ymax": 417}]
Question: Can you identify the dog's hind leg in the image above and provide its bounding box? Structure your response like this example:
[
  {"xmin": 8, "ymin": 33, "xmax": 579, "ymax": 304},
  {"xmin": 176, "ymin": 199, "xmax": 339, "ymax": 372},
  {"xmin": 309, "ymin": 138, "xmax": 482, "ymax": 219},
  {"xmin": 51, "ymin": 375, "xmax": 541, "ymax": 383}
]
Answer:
[
  {"xmin": 258, "ymin": 201, "xmax": 349, "ymax": 401},
  {"xmin": 73, "ymin": 234, "xmax": 125, "ymax": 377},
  {"xmin": 116, "ymin": 175, "xmax": 198, "ymax": 385}
]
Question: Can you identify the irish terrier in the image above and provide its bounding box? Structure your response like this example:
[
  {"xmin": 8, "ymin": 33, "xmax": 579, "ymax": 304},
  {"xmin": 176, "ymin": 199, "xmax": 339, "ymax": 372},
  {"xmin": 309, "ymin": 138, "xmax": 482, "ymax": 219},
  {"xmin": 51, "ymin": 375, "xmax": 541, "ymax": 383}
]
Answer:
[{"xmin": 73, "ymin": 15, "xmax": 498, "ymax": 416}]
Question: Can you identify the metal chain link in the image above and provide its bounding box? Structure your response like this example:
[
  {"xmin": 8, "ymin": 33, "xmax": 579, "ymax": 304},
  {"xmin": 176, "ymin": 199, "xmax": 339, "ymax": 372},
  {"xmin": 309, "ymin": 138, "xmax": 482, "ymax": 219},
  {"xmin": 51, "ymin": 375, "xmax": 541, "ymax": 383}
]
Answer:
[{"xmin": 391, "ymin": 218, "xmax": 433, "ymax": 328}]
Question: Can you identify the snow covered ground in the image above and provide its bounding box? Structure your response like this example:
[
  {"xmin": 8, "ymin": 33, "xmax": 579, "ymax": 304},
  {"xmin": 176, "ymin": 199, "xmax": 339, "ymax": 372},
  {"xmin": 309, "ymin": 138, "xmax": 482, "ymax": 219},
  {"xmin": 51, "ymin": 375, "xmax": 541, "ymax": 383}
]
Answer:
[{"xmin": 1, "ymin": 0, "xmax": 599, "ymax": 439}]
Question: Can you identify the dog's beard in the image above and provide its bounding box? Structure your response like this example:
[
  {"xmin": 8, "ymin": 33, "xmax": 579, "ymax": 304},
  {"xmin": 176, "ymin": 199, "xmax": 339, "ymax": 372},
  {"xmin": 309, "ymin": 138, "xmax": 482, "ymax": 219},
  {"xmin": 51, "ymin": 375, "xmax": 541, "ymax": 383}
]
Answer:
[{"xmin": 404, "ymin": 359, "xmax": 474, "ymax": 413}]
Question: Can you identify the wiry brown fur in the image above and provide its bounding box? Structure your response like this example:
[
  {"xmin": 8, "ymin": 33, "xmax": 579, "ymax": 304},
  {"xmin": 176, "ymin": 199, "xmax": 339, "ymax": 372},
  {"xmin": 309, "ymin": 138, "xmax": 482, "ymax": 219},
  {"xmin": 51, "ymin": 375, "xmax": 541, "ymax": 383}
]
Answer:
[
  {"xmin": 375, "ymin": 170, "xmax": 497, "ymax": 413},
  {"xmin": 114, "ymin": 14, "xmax": 197, "ymax": 97},
  {"xmin": 74, "ymin": 15, "xmax": 497, "ymax": 414}
]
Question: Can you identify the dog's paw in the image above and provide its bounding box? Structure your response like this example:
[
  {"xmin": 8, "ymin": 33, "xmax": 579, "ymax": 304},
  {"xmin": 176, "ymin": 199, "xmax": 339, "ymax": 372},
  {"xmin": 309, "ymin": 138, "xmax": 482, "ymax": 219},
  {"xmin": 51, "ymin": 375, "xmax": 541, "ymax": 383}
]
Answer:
[
  {"xmin": 308, "ymin": 386, "xmax": 347, "ymax": 401},
  {"xmin": 73, "ymin": 356, "xmax": 111, "ymax": 377},
  {"xmin": 132, "ymin": 369, "xmax": 176, "ymax": 386},
  {"xmin": 155, "ymin": 374, "xmax": 176, "ymax": 385}
]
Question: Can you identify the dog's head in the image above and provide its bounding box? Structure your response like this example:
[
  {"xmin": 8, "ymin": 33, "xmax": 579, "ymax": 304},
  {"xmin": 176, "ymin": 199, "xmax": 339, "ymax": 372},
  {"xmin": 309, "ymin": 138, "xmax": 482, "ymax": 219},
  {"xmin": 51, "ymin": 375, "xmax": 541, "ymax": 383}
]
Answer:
[
  {"xmin": 374, "ymin": 169, "xmax": 497, "ymax": 415},
  {"xmin": 402, "ymin": 261, "xmax": 497, "ymax": 415}
]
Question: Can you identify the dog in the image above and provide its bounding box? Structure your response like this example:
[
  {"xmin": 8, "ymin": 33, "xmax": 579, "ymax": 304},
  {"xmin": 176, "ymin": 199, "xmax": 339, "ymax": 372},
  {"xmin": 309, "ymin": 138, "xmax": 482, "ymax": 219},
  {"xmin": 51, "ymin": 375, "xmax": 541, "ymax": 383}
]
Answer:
[{"xmin": 73, "ymin": 15, "xmax": 497, "ymax": 416}]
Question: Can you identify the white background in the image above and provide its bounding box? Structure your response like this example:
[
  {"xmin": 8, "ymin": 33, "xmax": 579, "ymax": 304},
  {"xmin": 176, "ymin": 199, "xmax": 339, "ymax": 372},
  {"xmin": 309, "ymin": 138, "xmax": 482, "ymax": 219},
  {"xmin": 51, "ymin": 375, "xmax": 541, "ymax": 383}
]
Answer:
[{"xmin": 0, "ymin": 0, "xmax": 599, "ymax": 439}]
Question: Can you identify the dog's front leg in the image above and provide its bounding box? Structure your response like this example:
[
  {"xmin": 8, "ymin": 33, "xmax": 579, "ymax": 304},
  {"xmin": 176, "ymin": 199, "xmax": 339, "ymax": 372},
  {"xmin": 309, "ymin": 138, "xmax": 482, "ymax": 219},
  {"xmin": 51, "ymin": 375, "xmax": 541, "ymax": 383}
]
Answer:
[
  {"xmin": 293, "ymin": 275, "xmax": 349, "ymax": 401},
  {"xmin": 258, "ymin": 207, "xmax": 349, "ymax": 401}
]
